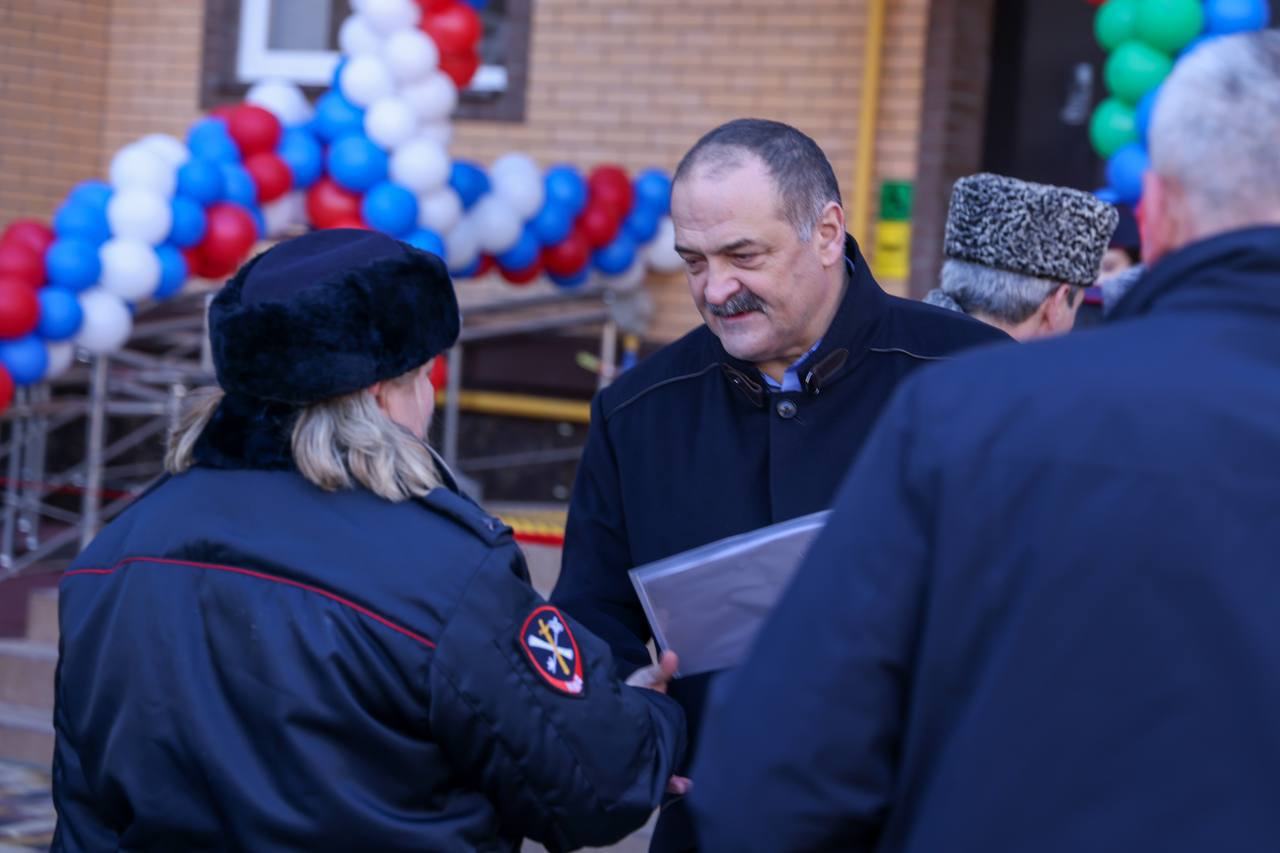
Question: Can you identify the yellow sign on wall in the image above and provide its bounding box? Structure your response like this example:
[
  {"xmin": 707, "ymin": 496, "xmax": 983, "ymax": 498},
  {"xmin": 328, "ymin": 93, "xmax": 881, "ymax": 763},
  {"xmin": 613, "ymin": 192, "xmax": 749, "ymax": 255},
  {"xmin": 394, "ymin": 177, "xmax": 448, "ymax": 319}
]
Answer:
[{"xmin": 874, "ymin": 220, "xmax": 912, "ymax": 280}]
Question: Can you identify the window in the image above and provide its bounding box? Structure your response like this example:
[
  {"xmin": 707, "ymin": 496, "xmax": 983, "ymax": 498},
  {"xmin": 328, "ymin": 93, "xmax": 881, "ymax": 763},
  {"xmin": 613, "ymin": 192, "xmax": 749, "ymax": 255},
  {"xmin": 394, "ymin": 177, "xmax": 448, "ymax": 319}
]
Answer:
[{"xmin": 202, "ymin": 0, "xmax": 530, "ymax": 121}]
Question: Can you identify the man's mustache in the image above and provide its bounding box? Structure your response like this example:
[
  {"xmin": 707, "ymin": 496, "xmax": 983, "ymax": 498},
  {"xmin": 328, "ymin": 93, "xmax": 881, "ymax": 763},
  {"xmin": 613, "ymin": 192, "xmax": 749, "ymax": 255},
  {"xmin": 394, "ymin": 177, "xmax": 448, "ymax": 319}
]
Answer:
[{"xmin": 707, "ymin": 290, "xmax": 766, "ymax": 317}]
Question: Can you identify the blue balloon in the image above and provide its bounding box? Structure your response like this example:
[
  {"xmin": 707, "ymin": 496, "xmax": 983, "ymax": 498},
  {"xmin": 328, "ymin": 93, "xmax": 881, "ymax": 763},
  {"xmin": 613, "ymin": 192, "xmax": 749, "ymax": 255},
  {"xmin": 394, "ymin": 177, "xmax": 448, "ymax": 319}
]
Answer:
[
  {"xmin": 44, "ymin": 239, "xmax": 101, "ymax": 291},
  {"xmin": 154, "ymin": 244, "xmax": 188, "ymax": 300},
  {"xmin": 451, "ymin": 256, "xmax": 483, "ymax": 278},
  {"xmin": 168, "ymin": 195, "xmax": 207, "ymax": 248},
  {"xmin": 1094, "ymin": 187, "xmax": 1122, "ymax": 205},
  {"xmin": 0, "ymin": 335, "xmax": 49, "ymax": 386},
  {"xmin": 463, "ymin": 0, "xmax": 488, "ymax": 9},
  {"xmin": 496, "ymin": 226, "xmax": 541, "ymax": 271},
  {"xmin": 530, "ymin": 201, "xmax": 574, "ymax": 245},
  {"xmin": 36, "ymin": 288, "xmax": 83, "ymax": 341},
  {"xmin": 1106, "ymin": 144, "xmax": 1150, "ymax": 205},
  {"xmin": 634, "ymin": 169, "xmax": 672, "ymax": 216},
  {"xmin": 248, "ymin": 205, "xmax": 267, "ymax": 239},
  {"xmin": 221, "ymin": 163, "xmax": 259, "ymax": 208},
  {"xmin": 623, "ymin": 205, "xmax": 661, "ymax": 244},
  {"xmin": 593, "ymin": 232, "xmax": 638, "ymax": 275},
  {"xmin": 53, "ymin": 202, "xmax": 110, "ymax": 245},
  {"xmin": 277, "ymin": 127, "xmax": 324, "ymax": 189},
  {"xmin": 1205, "ymin": 0, "xmax": 1270, "ymax": 34},
  {"xmin": 449, "ymin": 161, "xmax": 491, "ymax": 210},
  {"xmin": 549, "ymin": 267, "xmax": 590, "ymax": 289},
  {"xmin": 544, "ymin": 165, "xmax": 588, "ymax": 217},
  {"xmin": 68, "ymin": 181, "xmax": 112, "ymax": 211},
  {"xmin": 404, "ymin": 229, "xmax": 446, "ymax": 257},
  {"xmin": 313, "ymin": 91, "xmax": 366, "ymax": 143},
  {"xmin": 187, "ymin": 118, "xmax": 241, "ymax": 164},
  {"xmin": 1135, "ymin": 87, "xmax": 1160, "ymax": 146},
  {"xmin": 332, "ymin": 57, "xmax": 348, "ymax": 91},
  {"xmin": 361, "ymin": 182, "xmax": 419, "ymax": 237},
  {"xmin": 329, "ymin": 136, "xmax": 389, "ymax": 192},
  {"xmin": 176, "ymin": 157, "xmax": 224, "ymax": 205}
]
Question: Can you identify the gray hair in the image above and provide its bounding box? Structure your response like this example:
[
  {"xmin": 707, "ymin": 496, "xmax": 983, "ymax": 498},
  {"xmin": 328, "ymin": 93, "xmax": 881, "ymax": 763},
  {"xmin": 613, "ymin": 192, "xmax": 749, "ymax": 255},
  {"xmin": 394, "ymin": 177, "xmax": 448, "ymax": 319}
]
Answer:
[
  {"xmin": 1149, "ymin": 31, "xmax": 1280, "ymax": 229},
  {"xmin": 673, "ymin": 119, "xmax": 842, "ymax": 240},
  {"xmin": 166, "ymin": 372, "xmax": 441, "ymax": 502},
  {"xmin": 939, "ymin": 259, "xmax": 1068, "ymax": 324}
]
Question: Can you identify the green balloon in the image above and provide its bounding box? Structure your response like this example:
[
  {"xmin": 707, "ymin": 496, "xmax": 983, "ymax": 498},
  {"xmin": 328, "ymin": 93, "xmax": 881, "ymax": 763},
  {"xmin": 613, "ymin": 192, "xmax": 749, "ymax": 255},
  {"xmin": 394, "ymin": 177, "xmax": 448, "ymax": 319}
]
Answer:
[
  {"xmin": 1105, "ymin": 40, "xmax": 1173, "ymax": 104},
  {"xmin": 1095, "ymin": 0, "xmax": 1140, "ymax": 52},
  {"xmin": 1135, "ymin": 0, "xmax": 1204, "ymax": 53},
  {"xmin": 1090, "ymin": 99, "xmax": 1139, "ymax": 157}
]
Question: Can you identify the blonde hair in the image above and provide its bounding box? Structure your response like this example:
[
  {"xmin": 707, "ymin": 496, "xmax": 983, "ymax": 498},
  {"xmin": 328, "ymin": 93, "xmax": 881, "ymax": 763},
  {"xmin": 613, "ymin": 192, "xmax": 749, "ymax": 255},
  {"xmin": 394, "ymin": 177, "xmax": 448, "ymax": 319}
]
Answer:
[{"xmin": 166, "ymin": 370, "xmax": 442, "ymax": 501}]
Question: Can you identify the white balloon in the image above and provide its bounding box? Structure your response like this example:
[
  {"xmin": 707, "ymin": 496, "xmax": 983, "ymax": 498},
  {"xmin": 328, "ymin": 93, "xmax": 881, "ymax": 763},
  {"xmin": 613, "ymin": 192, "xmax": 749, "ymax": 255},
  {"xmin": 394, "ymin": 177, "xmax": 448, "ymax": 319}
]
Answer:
[
  {"xmin": 99, "ymin": 239, "xmax": 162, "ymax": 302},
  {"xmin": 109, "ymin": 144, "xmax": 176, "ymax": 198},
  {"xmin": 490, "ymin": 153, "xmax": 545, "ymax": 220},
  {"xmin": 472, "ymin": 195, "xmax": 523, "ymax": 254},
  {"xmin": 338, "ymin": 15, "xmax": 383, "ymax": 56},
  {"xmin": 339, "ymin": 55, "xmax": 396, "ymax": 108},
  {"xmin": 138, "ymin": 134, "xmax": 190, "ymax": 168},
  {"xmin": 390, "ymin": 139, "xmax": 450, "ymax": 194},
  {"xmin": 263, "ymin": 191, "xmax": 305, "ymax": 237},
  {"xmin": 415, "ymin": 121, "xmax": 454, "ymax": 147},
  {"xmin": 401, "ymin": 72, "xmax": 458, "ymax": 122},
  {"xmin": 360, "ymin": 0, "xmax": 420, "ymax": 35},
  {"xmin": 75, "ymin": 289, "xmax": 134, "ymax": 355},
  {"xmin": 602, "ymin": 259, "xmax": 647, "ymax": 293},
  {"xmin": 106, "ymin": 189, "xmax": 172, "ymax": 246},
  {"xmin": 645, "ymin": 216, "xmax": 685, "ymax": 274},
  {"xmin": 364, "ymin": 97, "xmax": 419, "ymax": 150},
  {"xmin": 445, "ymin": 218, "xmax": 481, "ymax": 270},
  {"xmin": 419, "ymin": 187, "xmax": 463, "ymax": 233},
  {"xmin": 385, "ymin": 29, "xmax": 439, "ymax": 83},
  {"xmin": 246, "ymin": 78, "xmax": 313, "ymax": 126},
  {"xmin": 43, "ymin": 342, "xmax": 77, "ymax": 381}
]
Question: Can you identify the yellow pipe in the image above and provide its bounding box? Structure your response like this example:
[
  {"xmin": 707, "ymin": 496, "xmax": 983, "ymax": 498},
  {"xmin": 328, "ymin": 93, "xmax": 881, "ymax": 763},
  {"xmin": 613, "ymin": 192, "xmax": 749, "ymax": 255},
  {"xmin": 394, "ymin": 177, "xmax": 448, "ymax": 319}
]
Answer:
[
  {"xmin": 851, "ymin": 0, "xmax": 888, "ymax": 251},
  {"xmin": 436, "ymin": 389, "xmax": 591, "ymax": 424}
]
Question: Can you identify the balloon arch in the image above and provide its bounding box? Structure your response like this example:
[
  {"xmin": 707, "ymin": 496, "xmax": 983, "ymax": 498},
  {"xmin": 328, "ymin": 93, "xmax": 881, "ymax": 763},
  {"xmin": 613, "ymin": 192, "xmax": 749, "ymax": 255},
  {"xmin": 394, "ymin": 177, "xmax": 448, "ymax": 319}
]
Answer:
[{"xmin": 0, "ymin": 0, "xmax": 686, "ymax": 416}]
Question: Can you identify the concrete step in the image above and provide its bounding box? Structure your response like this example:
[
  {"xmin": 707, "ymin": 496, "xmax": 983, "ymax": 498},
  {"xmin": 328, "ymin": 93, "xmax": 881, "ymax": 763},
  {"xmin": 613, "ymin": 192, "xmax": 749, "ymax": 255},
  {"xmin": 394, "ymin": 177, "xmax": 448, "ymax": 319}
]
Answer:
[
  {"xmin": 26, "ymin": 588, "xmax": 58, "ymax": 645},
  {"xmin": 0, "ymin": 701, "xmax": 53, "ymax": 767},
  {"xmin": 0, "ymin": 640, "xmax": 56, "ymax": 710}
]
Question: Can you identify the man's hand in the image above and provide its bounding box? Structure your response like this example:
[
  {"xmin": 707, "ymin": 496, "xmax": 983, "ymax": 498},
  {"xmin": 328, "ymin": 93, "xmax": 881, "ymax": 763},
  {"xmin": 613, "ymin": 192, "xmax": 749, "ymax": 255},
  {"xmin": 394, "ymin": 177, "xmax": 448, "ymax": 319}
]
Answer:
[{"xmin": 624, "ymin": 652, "xmax": 692, "ymax": 796}]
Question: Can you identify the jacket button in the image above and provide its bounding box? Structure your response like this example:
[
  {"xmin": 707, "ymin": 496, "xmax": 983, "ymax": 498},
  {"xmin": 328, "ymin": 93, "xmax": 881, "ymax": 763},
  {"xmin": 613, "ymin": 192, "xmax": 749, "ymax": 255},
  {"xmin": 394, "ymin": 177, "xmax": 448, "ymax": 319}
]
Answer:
[{"xmin": 776, "ymin": 399, "xmax": 798, "ymax": 419}]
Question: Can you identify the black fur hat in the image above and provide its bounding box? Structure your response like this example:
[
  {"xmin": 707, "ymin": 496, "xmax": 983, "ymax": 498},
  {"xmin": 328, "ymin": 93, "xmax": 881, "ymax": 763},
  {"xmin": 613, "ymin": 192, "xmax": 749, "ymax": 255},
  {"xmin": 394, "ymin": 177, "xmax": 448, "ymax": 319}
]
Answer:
[{"xmin": 208, "ymin": 229, "xmax": 459, "ymax": 405}]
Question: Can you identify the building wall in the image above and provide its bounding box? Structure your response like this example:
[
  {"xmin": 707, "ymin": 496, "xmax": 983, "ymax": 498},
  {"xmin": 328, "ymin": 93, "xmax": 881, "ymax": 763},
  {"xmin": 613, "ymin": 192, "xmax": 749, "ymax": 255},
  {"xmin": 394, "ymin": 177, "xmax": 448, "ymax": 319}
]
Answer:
[{"xmin": 1, "ymin": 0, "xmax": 939, "ymax": 338}]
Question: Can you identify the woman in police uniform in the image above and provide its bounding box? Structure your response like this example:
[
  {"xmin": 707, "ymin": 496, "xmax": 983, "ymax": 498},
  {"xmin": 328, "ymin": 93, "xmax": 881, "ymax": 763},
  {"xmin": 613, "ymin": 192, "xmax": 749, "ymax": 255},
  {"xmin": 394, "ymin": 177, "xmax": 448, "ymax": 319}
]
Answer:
[{"xmin": 52, "ymin": 229, "xmax": 685, "ymax": 852}]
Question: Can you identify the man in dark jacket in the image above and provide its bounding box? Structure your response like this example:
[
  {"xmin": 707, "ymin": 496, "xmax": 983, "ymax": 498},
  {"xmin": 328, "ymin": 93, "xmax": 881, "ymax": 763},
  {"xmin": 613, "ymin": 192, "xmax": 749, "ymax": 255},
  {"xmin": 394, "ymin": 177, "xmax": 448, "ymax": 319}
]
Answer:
[
  {"xmin": 691, "ymin": 32, "xmax": 1280, "ymax": 852},
  {"xmin": 54, "ymin": 230, "xmax": 685, "ymax": 852},
  {"xmin": 551, "ymin": 119, "xmax": 1008, "ymax": 850}
]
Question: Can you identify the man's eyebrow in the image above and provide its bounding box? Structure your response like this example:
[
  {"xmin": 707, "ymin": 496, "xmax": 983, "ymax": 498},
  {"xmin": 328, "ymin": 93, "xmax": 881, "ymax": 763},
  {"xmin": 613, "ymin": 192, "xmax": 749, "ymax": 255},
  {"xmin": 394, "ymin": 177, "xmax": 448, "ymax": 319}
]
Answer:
[{"xmin": 676, "ymin": 238, "xmax": 763, "ymax": 258}]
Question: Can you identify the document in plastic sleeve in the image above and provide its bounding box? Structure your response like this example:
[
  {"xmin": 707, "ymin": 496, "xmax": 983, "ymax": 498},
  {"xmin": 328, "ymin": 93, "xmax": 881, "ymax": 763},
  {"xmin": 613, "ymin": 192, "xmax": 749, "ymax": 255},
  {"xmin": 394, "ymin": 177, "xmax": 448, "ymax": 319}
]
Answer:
[{"xmin": 628, "ymin": 511, "xmax": 829, "ymax": 677}]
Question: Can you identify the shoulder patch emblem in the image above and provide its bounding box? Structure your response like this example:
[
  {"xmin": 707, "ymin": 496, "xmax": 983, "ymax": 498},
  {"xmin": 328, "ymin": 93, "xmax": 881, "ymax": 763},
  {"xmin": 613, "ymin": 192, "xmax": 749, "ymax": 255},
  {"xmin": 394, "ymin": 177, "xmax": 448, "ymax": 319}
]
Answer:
[{"xmin": 519, "ymin": 605, "xmax": 585, "ymax": 697}]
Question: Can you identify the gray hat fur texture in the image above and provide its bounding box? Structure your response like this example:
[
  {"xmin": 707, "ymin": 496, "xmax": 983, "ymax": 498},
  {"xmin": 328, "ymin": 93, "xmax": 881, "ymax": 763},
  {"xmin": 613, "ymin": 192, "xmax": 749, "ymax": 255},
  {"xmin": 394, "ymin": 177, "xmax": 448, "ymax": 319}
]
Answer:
[{"xmin": 944, "ymin": 173, "xmax": 1120, "ymax": 287}]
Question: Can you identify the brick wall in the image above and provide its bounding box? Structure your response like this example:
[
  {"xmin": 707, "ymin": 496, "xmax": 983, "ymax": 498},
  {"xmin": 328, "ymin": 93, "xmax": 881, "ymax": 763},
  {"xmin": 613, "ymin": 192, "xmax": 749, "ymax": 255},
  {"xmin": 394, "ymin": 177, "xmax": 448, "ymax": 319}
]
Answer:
[{"xmin": 0, "ymin": 1, "xmax": 112, "ymax": 225}]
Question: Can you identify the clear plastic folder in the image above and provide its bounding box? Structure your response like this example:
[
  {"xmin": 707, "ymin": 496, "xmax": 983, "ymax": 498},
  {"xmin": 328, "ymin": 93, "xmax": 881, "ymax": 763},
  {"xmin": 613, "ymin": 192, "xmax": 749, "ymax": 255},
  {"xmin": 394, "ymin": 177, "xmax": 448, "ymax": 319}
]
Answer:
[{"xmin": 628, "ymin": 511, "xmax": 830, "ymax": 677}]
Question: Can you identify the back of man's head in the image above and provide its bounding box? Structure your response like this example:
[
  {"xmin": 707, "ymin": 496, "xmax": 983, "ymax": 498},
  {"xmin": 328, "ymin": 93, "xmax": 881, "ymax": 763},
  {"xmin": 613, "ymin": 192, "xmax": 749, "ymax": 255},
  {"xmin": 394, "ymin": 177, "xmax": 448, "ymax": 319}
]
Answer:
[
  {"xmin": 1147, "ymin": 31, "xmax": 1280, "ymax": 259},
  {"xmin": 673, "ymin": 119, "xmax": 842, "ymax": 240}
]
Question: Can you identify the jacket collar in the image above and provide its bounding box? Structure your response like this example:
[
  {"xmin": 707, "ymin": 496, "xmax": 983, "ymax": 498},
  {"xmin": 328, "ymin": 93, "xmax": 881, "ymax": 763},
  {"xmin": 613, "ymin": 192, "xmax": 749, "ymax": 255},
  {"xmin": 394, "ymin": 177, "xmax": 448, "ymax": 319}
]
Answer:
[
  {"xmin": 1110, "ymin": 226, "xmax": 1280, "ymax": 322},
  {"xmin": 720, "ymin": 234, "xmax": 887, "ymax": 404}
]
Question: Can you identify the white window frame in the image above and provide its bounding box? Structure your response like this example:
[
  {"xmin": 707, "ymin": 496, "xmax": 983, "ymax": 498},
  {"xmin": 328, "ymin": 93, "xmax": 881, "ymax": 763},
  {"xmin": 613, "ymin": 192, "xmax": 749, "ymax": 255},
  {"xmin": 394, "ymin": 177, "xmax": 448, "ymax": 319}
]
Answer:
[{"xmin": 236, "ymin": 0, "xmax": 508, "ymax": 93}]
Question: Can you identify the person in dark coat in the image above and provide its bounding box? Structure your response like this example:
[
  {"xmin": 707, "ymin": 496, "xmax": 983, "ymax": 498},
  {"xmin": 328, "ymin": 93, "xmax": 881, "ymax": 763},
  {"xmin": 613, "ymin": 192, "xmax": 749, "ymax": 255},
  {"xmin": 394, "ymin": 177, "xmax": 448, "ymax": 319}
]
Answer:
[
  {"xmin": 551, "ymin": 119, "xmax": 1009, "ymax": 851},
  {"xmin": 922, "ymin": 173, "xmax": 1118, "ymax": 340},
  {"xmin": 52, "ymin": 229, "xmax": 686, "ymax": 853},
  {"xmin": 690, "ymin": 31, "xmax": 1280, "ymax": 852},
  {"xmin": 1076, "ymin": 203, "xmax": 1143, "ymax": 329}
]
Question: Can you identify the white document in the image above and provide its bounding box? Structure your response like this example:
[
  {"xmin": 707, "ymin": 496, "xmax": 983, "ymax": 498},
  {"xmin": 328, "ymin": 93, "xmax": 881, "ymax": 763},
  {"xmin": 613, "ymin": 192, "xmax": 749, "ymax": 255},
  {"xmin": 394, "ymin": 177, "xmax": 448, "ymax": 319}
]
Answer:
[{"xmin": 628, "ymin": 511, "xmax": 829, "ymax": 677}]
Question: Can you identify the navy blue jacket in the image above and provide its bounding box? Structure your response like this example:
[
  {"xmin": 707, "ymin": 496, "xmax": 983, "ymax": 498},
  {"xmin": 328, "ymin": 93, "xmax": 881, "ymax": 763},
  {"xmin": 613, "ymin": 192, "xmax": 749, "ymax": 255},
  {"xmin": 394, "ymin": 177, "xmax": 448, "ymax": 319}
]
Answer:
[
  {"xmin": 552, "ymin": 237, "xmax": 1008, "ymax": 849},
  {"xmin": 690, "ymin": 226, "xmax": 1280, "ymax": 851},
  {"xmin": 53, "ymin": 409, "xmax": 685, "ymax": 852}
]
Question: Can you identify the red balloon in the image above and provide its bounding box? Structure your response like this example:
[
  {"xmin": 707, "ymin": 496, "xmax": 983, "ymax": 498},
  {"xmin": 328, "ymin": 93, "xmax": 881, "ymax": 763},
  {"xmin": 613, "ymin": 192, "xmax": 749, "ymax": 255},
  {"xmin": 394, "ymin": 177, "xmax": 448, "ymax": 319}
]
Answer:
[
  {"xmin": 244, "ymin": 152, "xmax": 292, "ymax": 203},
  {"xmin": 195, "ymin": 203, "xmax": 258, "ymax": 273},
  {"xmin": 2, "ymin": 220, "xmax": 56, "ymax": 257},
  {"xmin": 542, "ymin": 230, "xmax": 591, "ymax": 276},
  {"xmin": 499, "ymin": 258, "xmax": 542, "ymax": 286},
  {"xmin": 185, "ymin": 247, "xmax": 239, "ymax": 281},
  {"xmin": 306, "ymin": 178, "xmax": 363, "ymax": 229},
  {"xmin": 0, "ymin": 365, "xmax": 13, "ymax": 417},
  {"xmin": 429, "ymin": 353, "xmax": 448, "ymax": 389},
  {"xmin": 324, "ymin": 216, "xmax": 372, "ymax": 231},
  {"xmin": 209, "ymin": 105, "xmax": 236, "ymax": 121},
  {"xmin": 227, "ymin": 104, "xmax": 282, "ymax": 158},
  {"xmin": 0, "ymin": 278, "xmax": 39, "ymax": 339},
  {"xmin": 422, "ymin": 2, "xmax": 482, "ymax": 54},
  {"xmin": 417, "ymin": 0, "xmax": 455, "ymax": 12},
  {"xmin": 438, "ymin": 50, "xmax": 481, "ymax": 89},
  {"xmin": 0, "ymin": 242, "xmax": 43, "ymax": 288},
  {"xmin": 576, "ymin": 203, "xmax": 621, "ymax": 249},
  {"xmin": 588, "ymin": 165, "xmax": 634, "ymax": 220}
]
